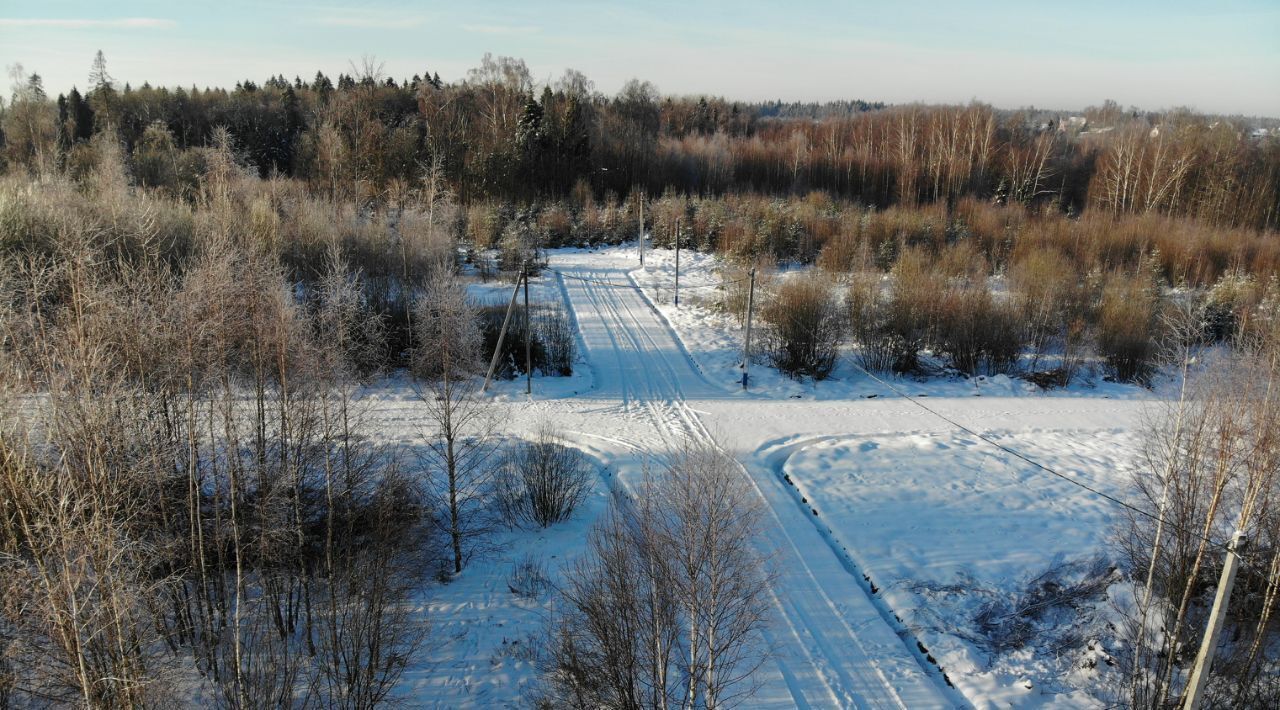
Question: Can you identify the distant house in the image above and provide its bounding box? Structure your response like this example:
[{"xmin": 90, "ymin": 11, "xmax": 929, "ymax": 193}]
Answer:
[{"xmin": 1058, "ymin": 115, "xmax": 1088, "ymax": 132}]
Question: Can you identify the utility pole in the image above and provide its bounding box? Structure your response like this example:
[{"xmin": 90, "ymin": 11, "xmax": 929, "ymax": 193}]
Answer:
[
  {"xmin": 1182, "ymin": 530, "xmax": 1248, "ymax": 710},
  {"xmin": 482, "ymin": 267, "xmax": 524, "ymax": 392},
  {"xmin": 742, "ymin": 267, "xmax": 756, "ymax": 389},
  {"xmin": 524, "ymin": 262, "xmax": 532, "ymax": 395},
  {"xmin": 674, "ymin": 218, "xmax": 681, "ymax": 307},
  {"xmin": 638, "ymin": 190, "xmax": 645, "ymax": 267}
]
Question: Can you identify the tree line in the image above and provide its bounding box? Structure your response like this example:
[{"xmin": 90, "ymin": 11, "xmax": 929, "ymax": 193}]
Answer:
[{"xmin": 2, "ymin": 53, "xmax": 1277, "ymax": 230}]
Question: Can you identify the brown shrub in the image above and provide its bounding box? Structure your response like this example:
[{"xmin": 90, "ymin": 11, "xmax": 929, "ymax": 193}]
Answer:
[
  {"xmin": 933, "ymin": 286, "xmax": 1022, "ymax": 375},
  {"xmin": 881, "ymin": 248, "xmax": 945, "ymax": 372},
  {"xmin": 846, "ymin": 272, "xmax": 898, "ymax": 373},
  {"xmin": 1008, "ymin": 248, "xmax": 1085, "ymax": 369},
  {"xmin": 762, "ymin": 276, "xmax": 843, "ymax": 379},
  {"xmin": 1096, "ymin": 272, "xmax": 1163, "ymax": 383}
]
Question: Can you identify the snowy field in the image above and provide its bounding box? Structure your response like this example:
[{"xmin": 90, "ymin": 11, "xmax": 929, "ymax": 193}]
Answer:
[{"xmin": 361, "ymin": 244, "xmax": 1159, "ymax": 708}]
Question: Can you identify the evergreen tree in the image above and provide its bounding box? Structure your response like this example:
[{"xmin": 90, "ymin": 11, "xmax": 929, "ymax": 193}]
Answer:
[
  {"xmin": 517, "ymin": 94, "xmax": 544, "ymax": 146},
  {"xmin": 26, "ymin": 74, "xmax": 46, "ymax": 101},
  {"xmin": 695, "ymin": 96, "xmax": 713, "ymax": 134},
  {"xmin": 313, "ymin": 71, "xmax": 333, "ymax": 95},
  {"xmin": 280, "ymin": 85, "xmax": 302, "ymax": 170},
  {"xmin": 56, "ymin": 94, "xmax": 70, "ymax": 151},
  {"xmin": 558, "ymin": 94, "xmax": 591, "ymax": 191},
  {"xmin": 516, "ymin": 93, "xmax": 546, "ymax": 191}
]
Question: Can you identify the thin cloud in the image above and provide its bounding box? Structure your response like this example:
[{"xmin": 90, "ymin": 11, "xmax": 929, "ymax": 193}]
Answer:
[
  {"xmin": 462, "ymin": 23, "xmax": 540, "ymax": 35},
  {"xmin": 309, "ymin": 15, "xmax": 427, "ymax": 29},
  {"xmin": 0, "ymin": 17, "xmax": 176, "ymax": 29}
]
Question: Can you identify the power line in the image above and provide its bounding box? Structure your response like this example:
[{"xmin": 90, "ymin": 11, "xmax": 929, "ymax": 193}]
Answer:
[
  {"xmin": 553, "ymin": 256, "xmax": 1254, "ymax": 564},
  {"xmin": 846, "ymin": 357, "xmax": 1280, "ymax": 578},
  {"xmin": 758, "ymin": 299, "xmax": 1239, "ymax": 555},
  {"xmin": 546, "ymin": 266, "xmax": 749, "ymax": 292},
  {"xmin": 848, "ymin": 356, "xmax": 1232, "ymax": 552}
]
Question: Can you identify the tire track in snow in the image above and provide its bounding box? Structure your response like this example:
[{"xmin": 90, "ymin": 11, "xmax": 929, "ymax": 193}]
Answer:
[
  {"xmin": 605, "ymin": 271, "xmax": 955, "ymax": 707},
  {"xmin": 558, "ymin": 258, "xmax": 964, "ymax": 709},
  {"xmin": 567, "ymin": 271, "xmax": 859, "ymax": 707}
]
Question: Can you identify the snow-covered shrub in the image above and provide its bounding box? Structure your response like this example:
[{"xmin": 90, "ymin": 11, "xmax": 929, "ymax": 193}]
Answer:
[
  {"xmin": 972, "ymin": 556, "xmax": 1115, "ymax": 654},
  {"xmin": 465, "ymin": 201, "xmax": 504, "ymax": 250},
  {"xmin": 717, "ymin": 258, "xmax": 774, "ymax": 327},
  {"xmin": 816, "ymin": 212, "xmax": 871, "ymax": 273},
  {"xmin": 536, "ymin": 203, "xmax": 574, "ymax": 247},
  {"xmin": 1243, "ymin": 275, "xmax": 1280, "ymax": 349},
  {"xmin": 1008, "ymin": 248, "xmax": 1085, "ymax": 372},
  {"xmin": 498, "ymin": 211, "xmax": 544, "ymax": 277},
  {"xmin": 495, "ymin": 423, "xmax": 593, "ymax": 528},
  {"xmin": 762, "ymin": 276, "xmax": 843, "ymax": 380}
]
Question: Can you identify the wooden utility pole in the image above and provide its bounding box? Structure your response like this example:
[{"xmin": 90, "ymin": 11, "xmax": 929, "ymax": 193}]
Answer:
[
  {"xmin": 674, "ymin": 218, "xmax": 681, "ymax": 307},
  {"xmin": 482, "ymin": 268, "xmax": 524, "ymax": 392},
  {"xmin": 524, "ymin": 262, "xmax": 532, "ymax": 395},
  {"xmin": 1182, "ymin": 530, "xmax": 1248, "ymax": 710},
  {"xmin": 742, "ymin": 267, "xmax": 756, "ymax": 389},
  {"xmin": 639, "ymin": 191, "xmax": 645, "ymax": 266}
]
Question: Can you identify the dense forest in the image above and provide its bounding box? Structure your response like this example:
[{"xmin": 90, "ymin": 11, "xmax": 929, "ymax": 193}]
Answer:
[{"xmin": 3, "ymin": 52, "xmax": 1278, "ymax": 229}]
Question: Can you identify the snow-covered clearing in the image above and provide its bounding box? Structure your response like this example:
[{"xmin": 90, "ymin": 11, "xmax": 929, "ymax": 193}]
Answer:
[{"xmin": 365, "ymin": 244, "xmax": 1158, "ymax": 708}]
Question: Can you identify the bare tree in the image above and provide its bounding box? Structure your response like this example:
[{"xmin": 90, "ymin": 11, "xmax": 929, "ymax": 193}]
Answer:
[
  {"xmin": 1118, "ymin": 337, "xmax": 1280, "ymax": 708},
  {"xmin": 657, "ymin": 446, "xmax": 773, "ymax": 708},
  {"xmin": 547, "ymin": 444, "xmax": 772, "ymax": 709},
  {"xmin": 413, "ymin": 265, "xmax": 500, "ymax": 575}
]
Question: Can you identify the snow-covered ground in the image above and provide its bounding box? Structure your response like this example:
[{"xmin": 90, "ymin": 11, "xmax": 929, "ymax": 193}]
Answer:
[{"xmin": 363, "ymin": 243, "xmax": 1159, "ymax": 708}]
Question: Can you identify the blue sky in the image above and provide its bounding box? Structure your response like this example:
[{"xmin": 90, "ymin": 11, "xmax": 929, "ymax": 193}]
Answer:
[{"xmin": 2, "ymin": 1, "xmax": 1278, "ymax": 116}]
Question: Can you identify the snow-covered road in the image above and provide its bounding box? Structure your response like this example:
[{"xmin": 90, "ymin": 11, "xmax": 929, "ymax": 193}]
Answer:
[
  {"xmin": 386, "ymin": 247, "xmax": 1148, "ymax": 708},
  {"xmin": 556, "ymin": 257, "xmax": 963, "ymax": 708}
]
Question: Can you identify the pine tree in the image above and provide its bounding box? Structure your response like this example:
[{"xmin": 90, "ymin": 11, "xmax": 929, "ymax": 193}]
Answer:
[
  {"xmin": 558, "ymin": 94, "xmax": 591, "ymax": 191},
  {"xmin": 26, "ymin": 74, "xmax": 46, "ymax": 101},
  {"xmin": 312, "ymin": 71, "xmax": 333, "ymax": 94},
  {"xmin": 695, "ymin": 96, "xmax": 712, "ymax": 134},
  {"xmin": 517, "ymin": 94, "xmax": 544, "ymax": 147},
  {"xmin": 56, "ymin": 93, "xmax": 70, "ymax": 151}
]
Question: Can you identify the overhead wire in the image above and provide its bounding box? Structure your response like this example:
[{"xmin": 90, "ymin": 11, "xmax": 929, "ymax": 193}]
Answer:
[
  {"xmin": 758, "ymin": 294, "xmax": 1243, "ymax": 557},
  {"xmin": 549, "ymin": 256, "xmax": 1259, "ymax": 566},
  {"xmin": 545, "ymin": 265, "xmax": 750, "ymax": 292}
]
